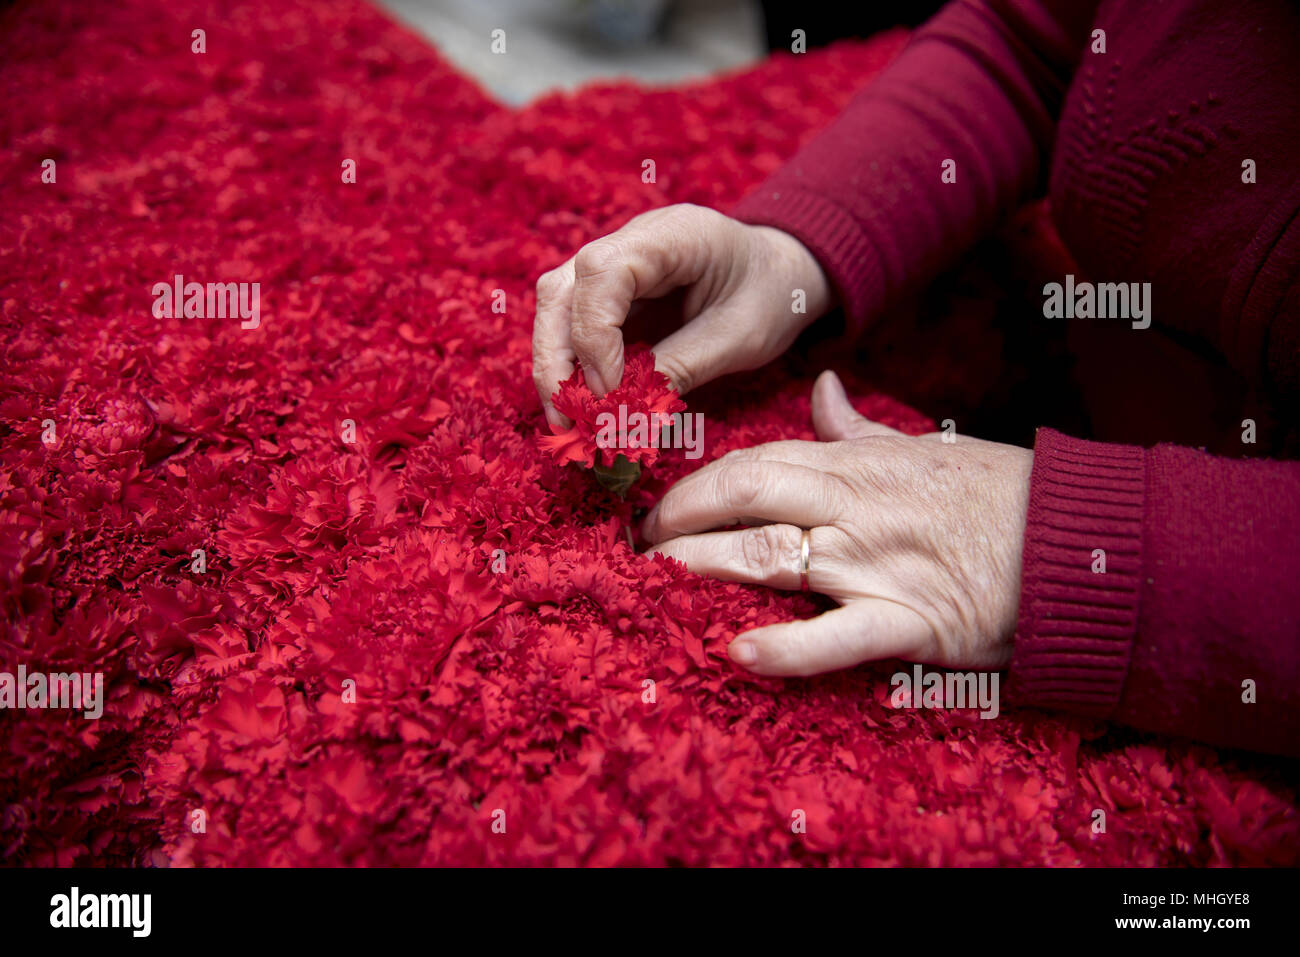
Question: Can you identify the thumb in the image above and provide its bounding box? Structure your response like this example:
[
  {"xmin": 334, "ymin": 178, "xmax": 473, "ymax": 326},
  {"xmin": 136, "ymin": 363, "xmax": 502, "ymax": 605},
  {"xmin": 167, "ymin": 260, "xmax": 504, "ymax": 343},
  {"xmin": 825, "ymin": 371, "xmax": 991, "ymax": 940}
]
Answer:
[
  {"xmin": 812, "ymin": 370, "xmax": 902, "ymax": 441},
  {"xmin": 650, "ymin": 308, "xmax": 754, "ymax": 396}
]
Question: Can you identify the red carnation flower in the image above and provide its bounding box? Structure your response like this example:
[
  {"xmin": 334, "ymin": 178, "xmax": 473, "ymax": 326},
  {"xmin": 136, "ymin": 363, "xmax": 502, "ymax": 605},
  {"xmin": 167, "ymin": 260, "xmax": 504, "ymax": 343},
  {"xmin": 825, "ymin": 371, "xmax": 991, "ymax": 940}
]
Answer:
[{"xmin": 539, "ymin": 348, "xmax": 687, "ymax": 494}]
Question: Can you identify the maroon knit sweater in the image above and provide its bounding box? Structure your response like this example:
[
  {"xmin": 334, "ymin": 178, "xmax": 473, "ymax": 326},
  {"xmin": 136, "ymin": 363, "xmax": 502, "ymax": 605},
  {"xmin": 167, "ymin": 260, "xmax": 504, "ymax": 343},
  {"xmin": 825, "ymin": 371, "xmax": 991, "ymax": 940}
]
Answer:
[{"xmin": 730, "ymin": 0, "xmax": 1300, "ymax": 756}]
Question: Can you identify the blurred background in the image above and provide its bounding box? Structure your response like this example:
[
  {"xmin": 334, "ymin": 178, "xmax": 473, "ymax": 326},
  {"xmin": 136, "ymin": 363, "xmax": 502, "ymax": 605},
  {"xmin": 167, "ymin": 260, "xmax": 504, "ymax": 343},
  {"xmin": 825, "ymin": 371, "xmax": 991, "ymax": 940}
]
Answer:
[{"xmin": 376, "ymin": 0, "xmax": 945, "ymax": 103}]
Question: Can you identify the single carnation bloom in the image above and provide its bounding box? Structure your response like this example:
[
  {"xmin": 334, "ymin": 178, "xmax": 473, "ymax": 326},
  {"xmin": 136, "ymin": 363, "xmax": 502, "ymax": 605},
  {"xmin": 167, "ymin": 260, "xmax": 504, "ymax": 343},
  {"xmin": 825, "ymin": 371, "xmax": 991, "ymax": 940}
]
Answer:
[{"xmin": 539, "ymin": 349, "xmax": 686, "ymax": 492}]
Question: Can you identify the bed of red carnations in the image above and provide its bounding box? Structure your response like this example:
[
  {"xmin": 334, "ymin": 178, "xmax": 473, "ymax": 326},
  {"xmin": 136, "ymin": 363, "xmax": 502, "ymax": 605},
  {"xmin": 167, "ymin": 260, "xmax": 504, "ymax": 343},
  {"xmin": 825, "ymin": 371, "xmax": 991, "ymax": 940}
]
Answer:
[{"xmin": 1, "ymin": 0, "xmax": 1296, "ymax": 866}]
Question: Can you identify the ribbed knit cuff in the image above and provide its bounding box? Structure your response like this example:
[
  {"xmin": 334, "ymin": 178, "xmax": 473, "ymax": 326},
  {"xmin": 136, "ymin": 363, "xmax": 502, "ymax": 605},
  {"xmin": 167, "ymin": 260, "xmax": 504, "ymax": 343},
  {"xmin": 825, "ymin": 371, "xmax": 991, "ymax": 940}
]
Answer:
[
  {"xmin": 1008, "ymin": 428, "xmax": 1146, "ymax": 718},
  {"xmin": 728, "ymin": 186, "xmax": 886, "ymax": 338}
]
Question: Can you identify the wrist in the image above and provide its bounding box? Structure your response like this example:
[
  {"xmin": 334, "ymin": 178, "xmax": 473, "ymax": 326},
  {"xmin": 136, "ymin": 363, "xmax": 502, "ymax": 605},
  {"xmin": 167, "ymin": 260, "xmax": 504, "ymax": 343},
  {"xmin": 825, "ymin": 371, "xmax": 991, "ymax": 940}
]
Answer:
[{"xmin": 752, "ymin": 225, "xmax": 837, "ymax": 320}]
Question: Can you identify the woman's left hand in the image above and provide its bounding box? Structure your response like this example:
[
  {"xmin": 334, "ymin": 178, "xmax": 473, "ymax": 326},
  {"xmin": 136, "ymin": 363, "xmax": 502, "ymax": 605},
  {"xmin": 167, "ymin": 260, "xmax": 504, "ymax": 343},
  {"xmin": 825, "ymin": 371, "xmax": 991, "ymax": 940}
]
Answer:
[{"xmin": 643, "ymin": 370, "xmax": 1034, "ymax": 676}]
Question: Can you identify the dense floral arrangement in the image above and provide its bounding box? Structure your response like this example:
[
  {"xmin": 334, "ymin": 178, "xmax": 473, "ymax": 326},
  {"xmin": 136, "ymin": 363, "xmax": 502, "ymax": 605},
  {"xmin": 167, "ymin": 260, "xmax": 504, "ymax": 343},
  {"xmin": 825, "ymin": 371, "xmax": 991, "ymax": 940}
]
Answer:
[{"xmin": 0, "ymin": 0, "xmax": 1296, "ymax": 866}]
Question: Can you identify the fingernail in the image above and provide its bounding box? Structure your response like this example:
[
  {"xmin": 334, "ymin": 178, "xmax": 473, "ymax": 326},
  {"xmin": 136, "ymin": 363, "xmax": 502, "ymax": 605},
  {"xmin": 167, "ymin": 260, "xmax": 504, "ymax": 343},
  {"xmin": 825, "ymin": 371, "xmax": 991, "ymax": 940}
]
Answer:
[{"xmin": 729, "ymin": 640, "xmax": 757, "ymax": 666}]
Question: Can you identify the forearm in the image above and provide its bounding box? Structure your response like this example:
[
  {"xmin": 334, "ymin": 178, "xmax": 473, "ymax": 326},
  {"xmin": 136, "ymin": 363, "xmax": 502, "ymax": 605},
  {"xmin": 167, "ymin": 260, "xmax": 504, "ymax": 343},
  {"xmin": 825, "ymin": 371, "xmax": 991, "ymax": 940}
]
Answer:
[{"xmin": 730, "ymin": 0, "xmax": 1098, "ymax": 334}]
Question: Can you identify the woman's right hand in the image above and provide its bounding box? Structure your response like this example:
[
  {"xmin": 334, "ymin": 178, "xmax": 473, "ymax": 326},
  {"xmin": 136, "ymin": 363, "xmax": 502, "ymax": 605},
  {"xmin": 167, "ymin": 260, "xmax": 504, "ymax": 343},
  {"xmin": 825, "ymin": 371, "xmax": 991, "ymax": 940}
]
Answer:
[{"xmin": 532, "ymin": 203, "xmax": 835, "ymax": 428}]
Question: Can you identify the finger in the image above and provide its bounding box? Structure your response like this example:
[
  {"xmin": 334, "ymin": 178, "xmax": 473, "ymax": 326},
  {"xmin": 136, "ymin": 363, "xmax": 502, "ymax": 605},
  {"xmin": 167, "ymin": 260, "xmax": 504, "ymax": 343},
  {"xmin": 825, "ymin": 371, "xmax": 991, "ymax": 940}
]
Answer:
[
  {"xmin": 649, "ymin": 524, "xmax": 846, "ymax": 593},
  {"xmin": 532, "ymin": 260, "xmax": 578, "ymax": 429},
  {"xmin": 728, "ymin": 600, "xmax": 932, "ymax": 677},
  {"xmin": 650, "ymin": 305, "xmax": 749, "ymax": 396},
  {"xmin": 569, "ymin": 219, "xmax": 712, "ymax": 396},
  {"xmin": 642, "ymin": 459, "xmax": 842, "ymax": 544},
  {"xmin": 812, "ymin": 369, "xmax": 904, "ymax": 441}
]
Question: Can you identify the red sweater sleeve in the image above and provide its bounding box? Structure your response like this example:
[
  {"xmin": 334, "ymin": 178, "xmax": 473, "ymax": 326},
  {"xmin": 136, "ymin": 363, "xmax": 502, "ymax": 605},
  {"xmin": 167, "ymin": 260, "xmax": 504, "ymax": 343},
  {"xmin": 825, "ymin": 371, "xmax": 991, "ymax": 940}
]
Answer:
[
  {"xmin": 729, "ymin": 0, "xmax": 1300, "ymax": 755},
  {"xmin": 729, "ymin": 0, "xmax": 1099, "ymax": 334},
  {"xmin": 1009, "ymin": 429, "xmax": 1300, "ymax": 757}
]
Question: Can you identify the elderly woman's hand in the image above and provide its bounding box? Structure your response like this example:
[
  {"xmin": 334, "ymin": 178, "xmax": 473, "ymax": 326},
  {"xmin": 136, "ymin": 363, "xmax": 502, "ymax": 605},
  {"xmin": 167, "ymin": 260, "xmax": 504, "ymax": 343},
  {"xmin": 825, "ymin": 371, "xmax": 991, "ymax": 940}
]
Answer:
[
  {"xmin": 644, "ymin": 371, "xmax": 1034, "ymax": 677},
  {"xmin": 532, "ymin": 204, "xmax": 833, "ymax": 428}
]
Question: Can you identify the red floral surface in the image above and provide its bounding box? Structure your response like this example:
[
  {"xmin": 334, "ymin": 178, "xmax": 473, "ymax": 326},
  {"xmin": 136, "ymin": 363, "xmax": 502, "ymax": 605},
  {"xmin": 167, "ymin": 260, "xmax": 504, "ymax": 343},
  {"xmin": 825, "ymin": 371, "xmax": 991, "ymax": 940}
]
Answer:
[{"xmin": 1, "ymin": 0, "xmax": 1297, "ymax": 866}]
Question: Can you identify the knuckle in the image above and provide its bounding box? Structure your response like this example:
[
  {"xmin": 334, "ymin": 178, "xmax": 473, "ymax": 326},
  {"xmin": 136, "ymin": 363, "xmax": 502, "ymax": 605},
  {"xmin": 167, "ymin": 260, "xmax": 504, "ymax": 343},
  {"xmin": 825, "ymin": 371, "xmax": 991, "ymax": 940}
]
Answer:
[
  {"xmin": 573, "ymin": 240, "xmax": 621, "ymax": 278},
  {"xmin": 739, "ymin": 524, "xmax": 790, "ymax": 578},
  {"xmin": 676, "ymin": 202, "xmax": 716, "ymax": 224},
  {"xmin": 716, "ymin": 461, "xmax": 763, "ymax": 513},
  {"xmin": 648, "ymin": 202, "xmax": 700, "ymax": 224}
]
